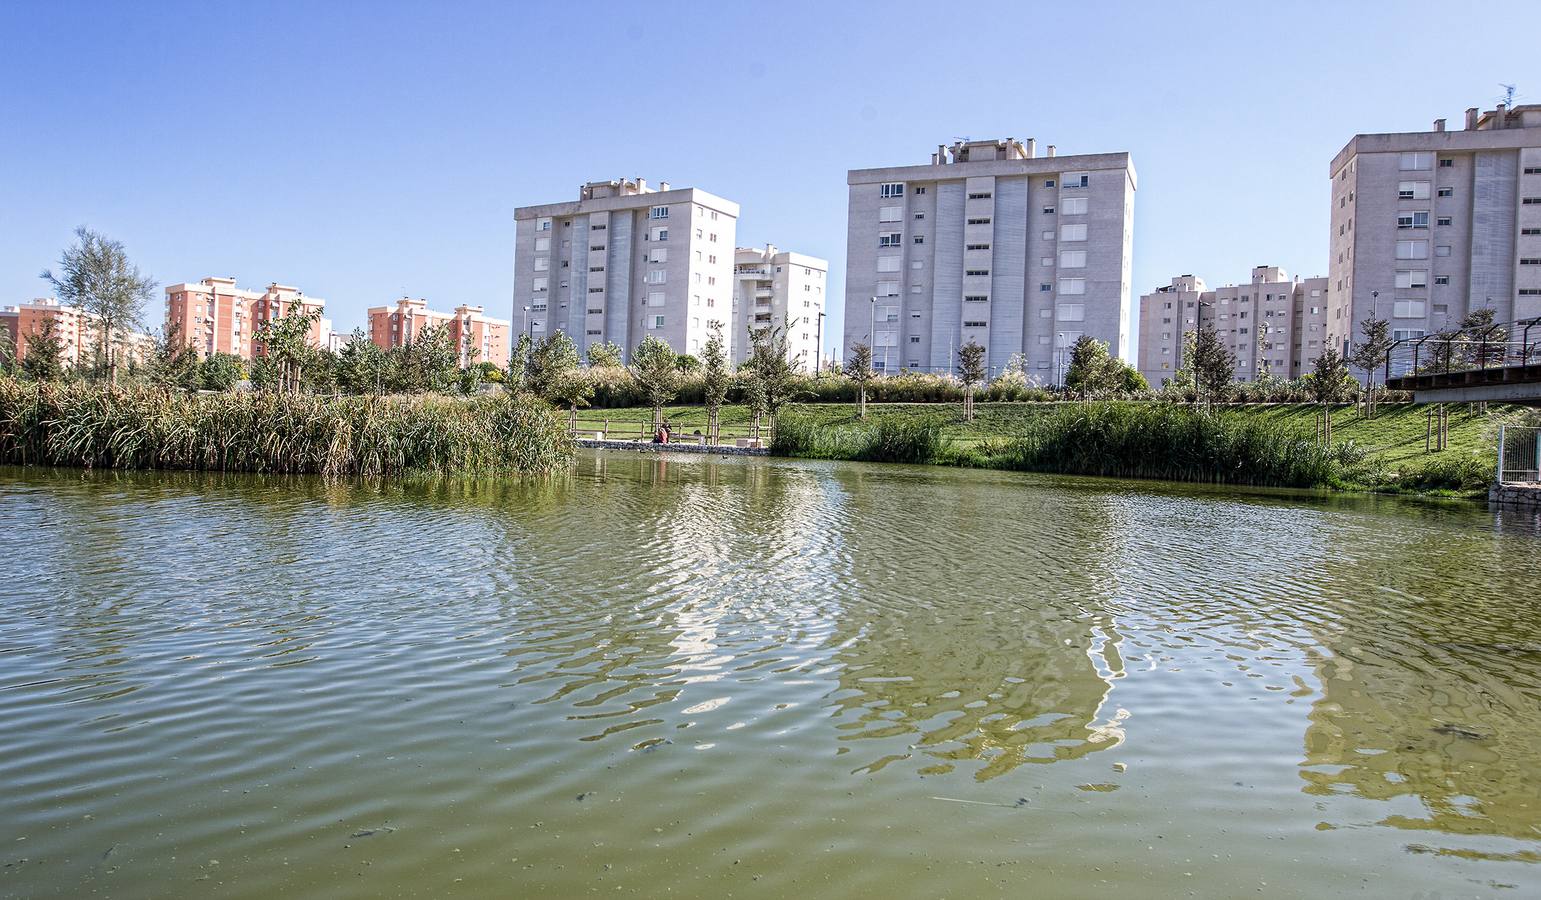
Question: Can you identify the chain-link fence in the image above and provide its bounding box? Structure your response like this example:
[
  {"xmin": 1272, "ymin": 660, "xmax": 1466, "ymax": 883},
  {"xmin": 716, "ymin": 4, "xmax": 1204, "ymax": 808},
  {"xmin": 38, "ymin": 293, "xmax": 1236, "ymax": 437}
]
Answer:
[{"xmin": 1498, "ymin": 425, "xmax": 1541, "ymax": 484}]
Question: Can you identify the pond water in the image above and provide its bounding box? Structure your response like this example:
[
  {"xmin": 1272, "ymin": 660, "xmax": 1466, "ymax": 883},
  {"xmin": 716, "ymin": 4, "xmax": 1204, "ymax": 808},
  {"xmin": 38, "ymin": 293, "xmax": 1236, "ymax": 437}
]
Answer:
[{"xmin": 2, "ymin": 452, "xmax": 1540, "ymax": 898}]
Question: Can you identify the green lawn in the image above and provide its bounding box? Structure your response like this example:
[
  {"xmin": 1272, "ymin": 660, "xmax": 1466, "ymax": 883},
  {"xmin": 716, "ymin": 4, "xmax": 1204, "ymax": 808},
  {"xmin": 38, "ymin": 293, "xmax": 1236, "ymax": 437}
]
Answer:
[{"xmin": 578, "ymin": 400, "xmax": 1515, "ymax": 496}]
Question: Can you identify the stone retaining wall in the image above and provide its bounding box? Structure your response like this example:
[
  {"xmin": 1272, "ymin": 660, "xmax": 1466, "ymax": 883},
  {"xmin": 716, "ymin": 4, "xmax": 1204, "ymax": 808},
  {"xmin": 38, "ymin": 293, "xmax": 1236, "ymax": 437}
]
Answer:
[
  {"xmin": 1489, "ymin": 483, "xmax": 1541, "ymax": 508},
  {"xmin": 577, "ymin": 439, "xmax": 770, "ymax": 457}
]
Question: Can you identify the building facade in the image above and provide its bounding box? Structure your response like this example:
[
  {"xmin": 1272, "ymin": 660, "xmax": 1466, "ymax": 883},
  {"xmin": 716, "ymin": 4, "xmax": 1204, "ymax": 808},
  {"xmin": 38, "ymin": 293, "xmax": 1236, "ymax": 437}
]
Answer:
[
  {"xmin": 163, "ymin": 277, "xmax": 328, "ymax": 360},
  {"xmin": 366, "ymin": 297, "xmax": 511, "ymax": 368},
  {"xmin": 730, "ymin": 245, "xmax": 828, "ymax": 369},
  {"xmin": 1, "ymin": 297, "xmax": 154, "ymax": 368},
  {"xmin": 1328, "ymin": 104, "xmax": 1541, "ymax": 361},
  {"xmin": 843, "ymin": 138, "xmax": 1135, "ymax": 377},
  {"xmin": 513, "ymin": 178, "xmax": 739, "ymax": 362},
  {"xmin": 1137, "ymin": 267, "xmax": 1329, "ymax": 386}
]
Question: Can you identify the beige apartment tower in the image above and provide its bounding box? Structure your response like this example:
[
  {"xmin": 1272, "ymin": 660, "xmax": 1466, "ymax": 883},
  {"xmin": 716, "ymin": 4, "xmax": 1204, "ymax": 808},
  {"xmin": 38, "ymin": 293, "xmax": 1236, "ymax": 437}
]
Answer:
[
  {"xmin": 843, "ymin": 138, "xmax": 1135, "ymax": 378},
  {"xmin": 513, "ymin": 178, "xmax": 739, "ymax": 362},
  {"xmin": 1137, "ymin": 267, "xmax": 1329, "ymax": 386},
  {"xmin": 730, "ymin": 245, "xmax": 828, "ymax": 369},
  {"xmin": 1328, "ymin": 103, "xmax": 1541, "ymax": 361}
]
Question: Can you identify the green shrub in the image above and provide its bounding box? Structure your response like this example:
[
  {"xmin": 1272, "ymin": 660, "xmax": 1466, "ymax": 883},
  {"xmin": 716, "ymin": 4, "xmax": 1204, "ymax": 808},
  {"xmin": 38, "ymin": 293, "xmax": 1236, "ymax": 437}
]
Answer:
[{"xmin": 771, "ymin": 411, "xmax": 946, "ymax": 464}]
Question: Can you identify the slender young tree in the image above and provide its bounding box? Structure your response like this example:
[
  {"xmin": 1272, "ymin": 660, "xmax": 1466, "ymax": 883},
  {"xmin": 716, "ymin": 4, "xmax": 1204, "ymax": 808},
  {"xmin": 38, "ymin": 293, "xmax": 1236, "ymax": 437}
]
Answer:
[
  {"xmin": 146, "ymin": 320, "xmax": 199, "ymax": 391},
  {"xmin": 1348, "ymin": 314, "xmax": 1392, "ymax": 417},
  {"xmin": 252, "ymin": 305, "xmax": 324, "ymax": 393},
  {"xmin": 1308, "ymin": 347, "xmax": 1351, "ymax": 443},
  {"xmin": 630, "ymin": 335, "xmax": 678, "ymax": 430},
  {"xmin": 0, "ymin": 325, "xmax": 18, "ymax": 375},
  {"xmin": 549, "ymin": 368, "xmax": 595, "ymax": 434},
  {"xmin": 845, "ymin": 342, "xmax": 875, "ymax": 419},
  {"xmin": 957, "ymin": 339, "xmax": 986, "ymax": 421},
  {"xmin": 700, "ymin": 322, "xmax": 731, "ymax": 445},
  {"xmin": 1187, "ymin": 321, "xmax": 1236, "ymax": 408},
  {"xmin": 527, "ymin": 331, "xmax": 580, "ymax": 402},
  {"xmin": 40, "ymin": 227, "xmax": 156, "ymax": 384},
  {"xmin": 746, "ymin": 319, "xmax": 800, "ymax": 437},
  {"xmin": 586, "ymin": 340, "xmax": 624, "ymax": 368}
]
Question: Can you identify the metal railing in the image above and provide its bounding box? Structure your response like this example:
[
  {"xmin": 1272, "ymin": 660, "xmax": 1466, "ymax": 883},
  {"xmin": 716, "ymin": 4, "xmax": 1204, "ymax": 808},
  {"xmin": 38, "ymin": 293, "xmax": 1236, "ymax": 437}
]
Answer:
[
  {"xmin": 1498, "ymin": 425, "xmax": 1541, "ymax": 484},
  {"xmin": 1385, "ymin": 316, "xmax": 1541, "ymax": 381}
]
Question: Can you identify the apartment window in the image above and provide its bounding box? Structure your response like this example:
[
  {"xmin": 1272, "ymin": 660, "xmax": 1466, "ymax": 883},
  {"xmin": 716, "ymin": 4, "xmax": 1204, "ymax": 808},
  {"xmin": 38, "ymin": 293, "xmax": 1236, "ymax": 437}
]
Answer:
[
  {"xmin": 532, "ymin": 277, "xmax": 548, "ymax": 292},
  {"xmin": 1044, "ymin": 179, "xmax": 1056, "ymax": 187},
  {"xmin": 645, "ymin": 270, "xmax": 666, "ymax": 284},
  {"xmin": 651, "ymin": 248, "xmax": 668, "ymax": 263},
  {"xmin": 1042, "ymin": 230, "xmax": 1055, "ymax": 240},
  {"xmin": 963, "ymin": 320, "xmax": 987, "ymax": 328},
  {"xmin": 589, "ymin": 266, "xmax": 604, "ymax": 273},
  {"xmin": 646, "ymin": 292, "xmax": 665, "ymax": 307},
  {"xmin": 879, "ymin": 206, "xmax": 902, "ymax": 223},
  {"xmin": 1523, "ymin": 228, "xmax": 1541, "ymax": 235},
  {"xmin": 1398, "ymin": 181, "xmax": 1430, "ymax": 200},
  {"xmin": 1397, "ymin": 211, "xmax": 1429, "ymax": 229},
  {"xmin": 587, "ymin": 308, "xmax": 602, "ymax": 315},
  {"xmin": 877, "ymin": 256, "xmax": 901, "ymax": 273},
  {"xmin": 1395, "ymin": 240, "xmax": 1428, "ymax": 259},
  {"xmin": 652, "ymin": 227, "xmax": 669, "ymax": 241},
  {"xmin": 914, "ymin": 186, "xmax": 927, "ymax": 194},
  {"xmin": 1395, "ymin": 270, "xmax": 1427, "ymax": 289},
  {"xmin": 1393, "ymin": 299, "xmax": 1426, "ymax": 318},
  {"xmin": 645, "ymin": 206, "xmax": 669, "ymax": 220},
  {"xmin": 652, "ymin": 316, "xmax": 665, "ymax": 328},
  {"xmin": 1393, "ymin": 328, "xmax": 1426, "ymax": 341},
  {"xmin": 1437, "ymin": 216, "xmax": 1452, "ymax": 226},
  {"xmin": 536, "ymin": 217, "xmax": 552, "ymax": 231},
  {"xmin": 1059, "ymin": 250, "xmax": 1087, "ymax": 268},
  {"xmin": 913, "ymin": 235, "xmax": 925, "ymax": 244},
  {"xmin": 1438, "ymin": 158, "xmax": 1454, "ymax": 168},
  {"xmin": 876, "ymin": 281, "xmax": 898, "ymax": 297},
  {"xmin": 1526, "ymin": 167, "xmax": 1541, "ymax": 175},
  {"xmin": 1524, "ymin": 198, "xmax": 1541, "ymax": 205},
  {"xmin": 588, "ymin": 287, "xmax": 604, "ymax": 293},
  {"xmin": 966, "ymin": 243, "xmax": 991, "ymax": 251},
  {"xmin": 911, "ymin": 260, "xmax": 923, "ymax": 269},
  {"xmin": 1057, "ymin": 303, "xmax": 1085, "ymax": 322},
  {"xmin": 1060, "ymin": 224, "xmax": 1087, "ymax": 241},
  {"xmin": 965, "ymin": 269, "xmax": 990, "ymax": 276},
  {"xmin": 591, "ymin": 223, "xmax": 607, "ymax": 231},
  {"xmin": 1399, "ymin": 152, "xmax": 1432, "ymax": 171},
  {"xmin": 1063, "ymin": 172, "xmax": 1090, "ymax": 187},
  {"xmin": 967, "ymin": 217, "xmax": 992, "ymax": 225},
  {"xmin": 586, "ymin": 329, "xmax": 602, "ymax": 336},
  {"xmin": 1434, "ymin": 275, "xmax": 1450, "ymax": 285},
  {"xmin": 1042, "ymin": 205, "xmax": 1055, "ymax": 214},
  {"xmin": 1521, "ymin": 258, "xmax": 1541, "ymax": 266},
  {"xmin": 1435, "ymin": 245, "xmax": 1451, "ymax": 257},
  {"xmin": 914, "ymin": 212, "xmax": 925, "ymax": 220},
  {"xmin": 880, "ymin": 183, "xmax": 905, "ymax": 198},
  {"xmin": 1437, "ymin": 187, "xmax": 1453, "ymax": 197},
  {"xmin": 910, "ymin": 336, "xmax": 921, "ymax": 343},
  {"xmin": 964, "ymin": 294, "xmax": 988, "ymax": 302},
  {"xmin": 1521, "ymin": 289, "xmax": 1541, "ymax": 296},
  {"xmin": 590, "ymin": 244, "xmax": 605, "ymax": 252},
  {"xmin": 1039, "ymin": 283, "xmax": 1052, "ymax": 292},
  {"xmin": 1058, "ymin": 277, "xmax": 1086, "ymax": 295},
  {"xmin": 533, "ymin": 257, "xmax": 549, "ymax": 271},
  {"xmin": 534, "ymin": 237, "xmax": 550, "ymax": 252},
  {"xmin": 879, "ymin": 232, "xmax": 903, "ymax": 247},
  {"xmin": 968, "ymin": 192, "xmax": 992, "ymax": 200},
  {"xmin": 1061, "ymin": 197, "xmax": 1088, "ymax": 215}
]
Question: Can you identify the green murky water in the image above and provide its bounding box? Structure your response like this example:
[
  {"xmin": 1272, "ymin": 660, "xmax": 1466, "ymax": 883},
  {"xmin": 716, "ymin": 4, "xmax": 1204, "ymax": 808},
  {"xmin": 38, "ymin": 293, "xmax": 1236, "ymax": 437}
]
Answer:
[{"xmin": 2, "ymin": 452, "xmax": 1540, "ymax": 898}]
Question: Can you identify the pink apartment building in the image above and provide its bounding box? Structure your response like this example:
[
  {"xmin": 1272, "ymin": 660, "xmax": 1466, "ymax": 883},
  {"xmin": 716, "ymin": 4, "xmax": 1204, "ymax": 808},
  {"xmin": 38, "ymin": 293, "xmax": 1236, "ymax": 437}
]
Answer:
[
  {"xmin": 164, "ymin": 277, "xmax": 328, "ymax": 360},
  {"xmin": 366, "ymin": 297, "xmax": 511, "ymax": 368},
  {"xmin": 1, "ymin": 298, "xmax": 153, "ymax": 368}
]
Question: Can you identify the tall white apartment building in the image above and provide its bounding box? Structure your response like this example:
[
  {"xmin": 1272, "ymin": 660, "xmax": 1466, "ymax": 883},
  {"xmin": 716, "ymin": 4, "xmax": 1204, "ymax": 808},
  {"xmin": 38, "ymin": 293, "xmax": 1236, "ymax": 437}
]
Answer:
[
  {"xmin": 843, "ymin": 138, "xmax": 1135, "ymax": 377},
  {"xmin": 1329, "ymin": 103, "xmax": 1541, "ymax": 359},
  {"xmin": 730, "ymin": 245, "xmax": 828, "ymax": 369},
  {"xmin": 1137, "ymin": 267, "xmax": 1329, "ymax": 386},
  {"xmin": 513, "ymin": 178, "xmax": 738, "ymax": 362}
]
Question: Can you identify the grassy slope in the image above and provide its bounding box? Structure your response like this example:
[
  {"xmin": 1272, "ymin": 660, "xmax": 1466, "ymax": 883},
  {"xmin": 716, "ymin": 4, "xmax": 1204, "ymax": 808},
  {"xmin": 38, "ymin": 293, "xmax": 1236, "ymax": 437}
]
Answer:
[{"xmin": 584, "ymin": 401, "xmax": 1512, "ymax": 496}]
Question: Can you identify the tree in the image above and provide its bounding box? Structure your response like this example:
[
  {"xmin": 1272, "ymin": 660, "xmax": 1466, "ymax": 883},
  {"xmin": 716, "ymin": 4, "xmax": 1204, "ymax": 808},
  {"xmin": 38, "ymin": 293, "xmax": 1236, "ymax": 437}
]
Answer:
[
  {"xmin": 200, "ymin": 353, "xmax": 245, "ymax": 391},
  {"xmin": 1186, "ymin": 321, "xmax": 1236, "ymax": 407},
  {"xmin": 745, "ymin": 319, "xmax": 800, "ymax": 437},
  {"xmin": 1307, "ymin": 347, "xmax": 1351, "ymax": 444},
  {"xmin": 1064, "ymin": 336, "xmax": 1146, "ymax": 398},
  {"xmin": 146, "ymin": 320, "xmax": 200, "ymax": 391},
  {"xmin": 508, "ymin": 333, "xmax": 534, "ymax": 391},
  {"xmin": 549, "ymin": 369, "xmax": 595, "ymax": 433},
  {"xmin": 700, "ymin": 321, "xmax": 731, "ymax": 445},
  {"xmin": 957, "ymin": 339, "xmax": 986, "ymax": 421},
  {"xmin": 0, "ymin": 325, "xmax": 17, "ymax": 375},
  {"xmin": 527, "ymin": 331, "xmax": 580, "ymax": 401},
  {"xmin": 252, "ymin": 305, "xmax": 324, "ymax": 393},
  {"xmin": 674, "ymin": 353, "xmax": 701, "ymax": 373},
  {"xmin": 1458, "ymin": 306, "xmax": 1507, "ymax": 370},
  {"xmin": 1348, "ymin": 314, "xmax": 1392, "ymax": 417},
  {"xmin": 586, "ymin": 340, "xmax": 624, "ymax": 369},
  {"xmin": 845, "ymin": 342, "xmax": 875, "ymax": 419},
  {"xmin": 40, "ymin": 227, "xmax": 155, "ymax": 384},
  {"xmin": 337, "ymin": 329, "xmax": 387, "ymax": 395},
  {"xmin": 630, "ymin": 335, "xmax": 678, "ymax": 429},
  {"xmin": 21, "ymin": 318, "xmax": 67, "ymax": 382}
]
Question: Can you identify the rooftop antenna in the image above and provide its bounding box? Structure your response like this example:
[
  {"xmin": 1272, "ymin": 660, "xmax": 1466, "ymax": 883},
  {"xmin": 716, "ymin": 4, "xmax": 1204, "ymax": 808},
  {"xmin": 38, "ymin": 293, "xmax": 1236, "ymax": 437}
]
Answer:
[{"xmin": 1499, "ymin": 83, "xmax": 1518, "ymax": 106}]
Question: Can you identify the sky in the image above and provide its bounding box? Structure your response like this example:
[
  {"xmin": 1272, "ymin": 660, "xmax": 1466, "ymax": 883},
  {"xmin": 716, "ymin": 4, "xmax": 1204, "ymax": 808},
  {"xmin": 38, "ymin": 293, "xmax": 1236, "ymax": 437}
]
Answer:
[{"xmin": 1, "ymin": 0, "xmax": 1537, "ymax": 359}]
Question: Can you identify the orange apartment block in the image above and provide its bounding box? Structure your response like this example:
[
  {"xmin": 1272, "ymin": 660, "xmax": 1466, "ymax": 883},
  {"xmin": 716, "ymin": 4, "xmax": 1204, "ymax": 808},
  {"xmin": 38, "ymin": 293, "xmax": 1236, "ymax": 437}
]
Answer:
[
  {"xmin": 366, "ymin": 297, "xmax": 511, "ymax": 368},
  {"xmin": 163, "ymin": 277, "xmax": 329, "ymax": 360},
  {"xmin": 1, "ymin": 298, "xmax": 153, "ymax": 368}
]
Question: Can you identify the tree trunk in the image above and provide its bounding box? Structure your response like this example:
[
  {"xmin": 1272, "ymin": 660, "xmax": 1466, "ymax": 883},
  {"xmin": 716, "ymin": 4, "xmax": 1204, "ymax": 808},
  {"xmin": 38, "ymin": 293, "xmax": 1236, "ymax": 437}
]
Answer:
[
  {"xmin": 569, "ymin": 404, "xmax": 577, "ymax": 434},
  {"xmin": 709, "ymin": 408, "xmax": 719, "ymax": 445},
  {"xmin": 858, "ymin": 386, "xmax": 866, "ymax": 419}
]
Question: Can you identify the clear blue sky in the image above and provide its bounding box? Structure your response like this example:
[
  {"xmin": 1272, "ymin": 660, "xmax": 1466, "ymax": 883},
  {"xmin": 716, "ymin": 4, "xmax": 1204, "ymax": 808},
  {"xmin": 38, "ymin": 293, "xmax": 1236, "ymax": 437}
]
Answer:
[{"xmin": 1, "ymin": 0, "xmax": 1536, "ymax": 358}]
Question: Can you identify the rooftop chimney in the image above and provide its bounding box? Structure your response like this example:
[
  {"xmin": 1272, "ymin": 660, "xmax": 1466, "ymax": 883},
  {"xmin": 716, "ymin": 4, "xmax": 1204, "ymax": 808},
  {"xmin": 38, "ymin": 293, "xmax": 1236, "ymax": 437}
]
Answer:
[
  {"xmin": 1026, "ymin": 138, "xmax": 1037, "ymax": 158},
  {"xmin": 1494, "ymin": 103, "xmax": 1508, "ymax": 129},
  {"xmin": 937, "ymin": 144, "xmax": 947, "ymax": 165},
  {"xmin": 1465, "ymin": 107, "xmax": 1480, "ymax": 130},
  {"xmin": 659, "ymin": 181, "xmax": 670, "ymax": 191},
  {"xmin": 1433, "ymin": 118, "xmax": 1446, "ymax": 132},
  {"xmin": 1047, "ymin": 144, "xmax": 1056, "ymax": 158}
]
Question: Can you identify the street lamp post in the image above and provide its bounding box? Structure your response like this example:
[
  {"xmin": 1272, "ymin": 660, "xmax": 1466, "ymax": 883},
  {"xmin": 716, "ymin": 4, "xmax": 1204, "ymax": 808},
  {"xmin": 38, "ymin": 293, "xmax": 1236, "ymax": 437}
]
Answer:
[
  {"xmin": 1055, "ymin": 332, "xmax": 1067, "ymax": 389},
  {"xmin": 868, "ymin": 296, "xmax": 877, "ymax": 376},
  {"xmin": 815, "ymin": 310, "xmax": 826, "ymax": 377}
]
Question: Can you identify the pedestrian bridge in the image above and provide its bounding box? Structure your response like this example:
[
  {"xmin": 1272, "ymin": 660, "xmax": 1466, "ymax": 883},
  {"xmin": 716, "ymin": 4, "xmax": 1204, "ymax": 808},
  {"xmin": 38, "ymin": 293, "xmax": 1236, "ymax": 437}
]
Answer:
[{"xmin": 1384, "ymin": 317, "xmax": 1541, "ymax": 403}]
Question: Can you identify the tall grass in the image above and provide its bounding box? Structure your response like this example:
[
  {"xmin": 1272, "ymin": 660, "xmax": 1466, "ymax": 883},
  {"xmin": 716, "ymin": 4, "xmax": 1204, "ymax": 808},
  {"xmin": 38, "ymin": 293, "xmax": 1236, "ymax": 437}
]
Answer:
[
  {"xmin": 0, "ymin": 377, "xmax": 574, "ymax": 476},
  {"xmin": 772, "ymin": 412, "xmax": 948, "ymax": 464}
]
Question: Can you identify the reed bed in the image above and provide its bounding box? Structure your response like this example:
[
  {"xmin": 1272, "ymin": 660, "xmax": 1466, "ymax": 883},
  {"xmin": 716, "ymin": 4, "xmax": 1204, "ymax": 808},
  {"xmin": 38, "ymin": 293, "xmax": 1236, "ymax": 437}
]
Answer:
[{"xmin": 0, "ymin": 377, "xmax": 574, "ymax": 476}]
